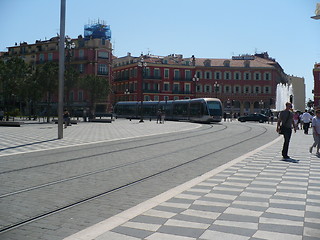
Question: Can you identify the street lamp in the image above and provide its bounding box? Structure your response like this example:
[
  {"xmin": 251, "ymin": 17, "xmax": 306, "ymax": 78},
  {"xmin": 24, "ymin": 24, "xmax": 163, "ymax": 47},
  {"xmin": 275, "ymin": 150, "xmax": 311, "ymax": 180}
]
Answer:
[
  {"xmin": 259, "ymin": 100, "xmax": 264, "ymax": 112},
  {"xmin": 192, "ymin": 74, "xmax": 199, "ymax": 98},
  {"xmin": 138, "ymin": 56, "xmax": 147, "ymax": 123},
  {"xmin": 214, "ymin": 81, "xmax": 220, "ymax": 98},
  {"xmin": 124, "ymin": 89, "xmax": 130, "ymax": 101}
]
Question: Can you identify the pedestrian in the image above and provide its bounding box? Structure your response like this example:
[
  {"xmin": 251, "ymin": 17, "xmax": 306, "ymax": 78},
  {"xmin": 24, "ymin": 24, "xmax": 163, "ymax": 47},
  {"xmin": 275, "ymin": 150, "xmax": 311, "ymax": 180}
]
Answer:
[
  {"xmin": 310, "ymin": 109, "xmax": 320, "ymax": 156},
  {"xmin": 276, "ymin": 102, "xmax": 296, "ymax": 160},
  {"xmin": 156, "ymin": 109, "xmax": 161, "ymax": 124},
  {"xmin": 293, "ymin": 112, "xmax": 299, "ymax": 129},
  {"xmin": 301, "ymin": 110, "xmax": 313, "ymax": 134},
  {"xmin": 0, "ymin": 109, "xmax": 4, "ymax": 121},
  {"xmin": 161, "ymin": 110, "xmax": 165, "ymax": 124},
  {"xmin": 63, "ymin": 109, "xmax": 70, "ymax": 128},
  {"xmin": 223, "ymin": 112, "xmax": 227, "ymax": 122}
]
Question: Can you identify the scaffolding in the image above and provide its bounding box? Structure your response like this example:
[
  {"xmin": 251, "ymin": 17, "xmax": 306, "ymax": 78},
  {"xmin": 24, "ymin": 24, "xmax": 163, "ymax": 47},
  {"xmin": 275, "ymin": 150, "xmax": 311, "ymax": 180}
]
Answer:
[{"xmin": 84, "ymin": 20, "xmax": 111, "ymax": 40}]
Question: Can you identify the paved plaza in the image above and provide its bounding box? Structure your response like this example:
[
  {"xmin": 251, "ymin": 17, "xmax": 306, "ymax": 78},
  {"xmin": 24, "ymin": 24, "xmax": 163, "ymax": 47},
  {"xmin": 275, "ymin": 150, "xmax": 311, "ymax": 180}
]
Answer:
[
  {"xmin": 0, "ymin": 119, "xmax": 200, "ymax": 157},
  {"xmin": 1, "ymin": 120, "xmax": 319, "ymax": 240}
]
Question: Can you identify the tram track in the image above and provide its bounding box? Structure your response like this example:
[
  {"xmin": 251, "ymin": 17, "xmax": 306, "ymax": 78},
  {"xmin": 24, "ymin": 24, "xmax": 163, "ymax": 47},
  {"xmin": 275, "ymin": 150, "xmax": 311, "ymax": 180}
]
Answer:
[
  {"xmin": 0, "ymin": 124, "xmax": 219, "ymax": 175},
  {"xmin": 0, "ymin": 123, "xmax": 270, "ymax": 234}
]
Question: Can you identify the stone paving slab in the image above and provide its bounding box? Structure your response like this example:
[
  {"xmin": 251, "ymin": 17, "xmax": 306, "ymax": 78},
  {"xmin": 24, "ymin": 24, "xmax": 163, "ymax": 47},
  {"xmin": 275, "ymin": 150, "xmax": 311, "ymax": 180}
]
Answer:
[
  {"xmin": 0, "ymin": 119, "xmax": 200, "ymax": 156},
  {"xmin": 63, "ymin": 130, "xmax": 320, "ymax": 240}
]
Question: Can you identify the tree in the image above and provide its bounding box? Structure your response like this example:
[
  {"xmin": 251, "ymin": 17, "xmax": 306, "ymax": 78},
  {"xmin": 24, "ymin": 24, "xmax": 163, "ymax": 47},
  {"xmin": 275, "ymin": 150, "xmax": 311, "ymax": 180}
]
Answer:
[
  {"xmin": 64, "ymin": 65, "xmax": 79, "ymax": 109},
  {"xmin": 36, "ymin": 62, "xmax": 59, "ymax": 122},
  {"xmin": 0, "ymin": 57, "xmax": 31, "ymax": 120},
  {"xmin": 79, "ymin": 75, "xmax": 109, "ymax": 114}
]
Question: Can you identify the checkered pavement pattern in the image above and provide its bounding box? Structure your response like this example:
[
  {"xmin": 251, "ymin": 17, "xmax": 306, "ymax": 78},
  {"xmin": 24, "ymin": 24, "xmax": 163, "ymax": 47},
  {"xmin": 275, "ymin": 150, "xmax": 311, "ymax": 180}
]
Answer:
[{"xmin": 94, "ymin": 140, "xmax": 320, "ymax": 240}]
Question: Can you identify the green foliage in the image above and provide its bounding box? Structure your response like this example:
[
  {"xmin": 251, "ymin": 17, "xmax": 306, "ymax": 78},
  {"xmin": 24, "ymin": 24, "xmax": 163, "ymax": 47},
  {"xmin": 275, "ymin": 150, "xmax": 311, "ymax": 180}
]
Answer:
[{"xmin": 79, "ymin": 75, "xmax": 109, "ymax": 110}]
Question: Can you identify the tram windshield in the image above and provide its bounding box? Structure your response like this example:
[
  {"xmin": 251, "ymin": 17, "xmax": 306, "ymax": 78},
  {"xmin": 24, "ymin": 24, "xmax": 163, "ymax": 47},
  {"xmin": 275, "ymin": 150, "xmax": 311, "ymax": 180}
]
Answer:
[{"xmin": 207, "ymin": 101, "xmax": 222, "ymax": 116}]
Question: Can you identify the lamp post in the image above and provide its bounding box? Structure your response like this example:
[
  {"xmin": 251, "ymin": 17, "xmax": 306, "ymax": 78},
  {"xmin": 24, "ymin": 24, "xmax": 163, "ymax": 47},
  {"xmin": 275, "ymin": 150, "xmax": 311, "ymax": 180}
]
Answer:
[
  {"xmin": 138, "ymin": 56, "xmax": 147, "ymax": 123},
  {"xmin": 214, "ymin": 81, "xmax": 220, "ymax": 98},
  {"xmin": 58, "ymin": 0, "xmax": 66, "ymax": 139},
  {"xmin": 192, "ymin": 74, "xmax": 199, "ymax": 98}
]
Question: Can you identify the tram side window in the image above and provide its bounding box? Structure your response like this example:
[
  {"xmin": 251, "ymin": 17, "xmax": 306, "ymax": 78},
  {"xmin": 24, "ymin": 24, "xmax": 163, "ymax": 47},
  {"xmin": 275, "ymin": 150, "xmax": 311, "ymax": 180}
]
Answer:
[
  {"xmin": 190, "ymin": 103, "xmax": 203, "ymax": 116},
  {"xmin": 143, "ymin": 104, "xmax": 158, "ymax": 116},
  {"xmin": 173, "ymin": 103, "xmax": 189, "ymax": 116}
]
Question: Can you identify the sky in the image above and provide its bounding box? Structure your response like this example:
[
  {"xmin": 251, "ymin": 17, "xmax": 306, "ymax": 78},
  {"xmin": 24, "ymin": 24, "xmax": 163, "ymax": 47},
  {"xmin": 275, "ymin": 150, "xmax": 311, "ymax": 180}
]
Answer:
[{"xmin": 1, "ymin": 0, "xmax": 319, "ymax": 100}]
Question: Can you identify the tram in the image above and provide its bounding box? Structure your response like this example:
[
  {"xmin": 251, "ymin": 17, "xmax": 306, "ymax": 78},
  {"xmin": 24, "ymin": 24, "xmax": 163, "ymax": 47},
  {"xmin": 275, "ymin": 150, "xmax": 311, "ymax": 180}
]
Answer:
[{"xmin": 113, "ymin": 98, "xmax": 222, "ymax": 123}]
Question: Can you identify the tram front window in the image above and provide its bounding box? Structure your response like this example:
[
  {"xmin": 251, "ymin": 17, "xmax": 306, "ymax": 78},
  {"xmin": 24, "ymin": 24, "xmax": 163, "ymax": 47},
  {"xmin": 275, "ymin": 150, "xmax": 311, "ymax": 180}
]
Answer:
[{"xmin": 207, "ymin": 101, "xmax": 222, "ymax": 116}]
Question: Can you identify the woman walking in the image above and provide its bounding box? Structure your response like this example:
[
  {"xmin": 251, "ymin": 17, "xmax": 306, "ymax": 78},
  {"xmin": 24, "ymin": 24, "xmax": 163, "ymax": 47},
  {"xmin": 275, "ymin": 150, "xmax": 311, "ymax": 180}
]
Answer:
[{"xmin": 310, "ymin": 109, "xmax": 320, "ymax": 156}]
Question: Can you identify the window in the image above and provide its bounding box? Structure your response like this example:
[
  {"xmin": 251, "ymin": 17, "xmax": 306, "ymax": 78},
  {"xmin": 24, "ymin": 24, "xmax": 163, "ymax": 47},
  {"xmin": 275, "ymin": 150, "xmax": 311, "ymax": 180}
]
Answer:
[
  {"xmin": 205, "ymin": 71, "xmax": 212, "ymax": 79},
  {"xmin": 144, "ymin": 95, "xmax": 150, "ymax": 101},
  {"xmin": 164, "ymin": 69, "xmax": 169, "ymax": 78},
  {"xmin": 205, "ymin": 85, "xmax": 211, "ymax": 93},
  {"xmin": 48, "ymin": 53, "xmax": 53, "ymax": 61},
  {"xmin": 185, "ymin": 70, "xmax": 191, "ymax": 80},
  {"xmin": 234, "ymin": 71, "xmax": 241, "ymax": 80},
  {"xmin": 215, "ymin": 71, "xmax": 221, "ymax": 80},
  {"xmin": 174, "ymin": 69, "xmax": 180, "ymax": 80},
  {"xmin": 224, "ymin": 85, "xmax": 231, "ymax": 93},
  {"xmin": 254, "ymin": 86, "xmax": 261, "ymax": 93},
  {"xmin": 234, "ymin": 85, "xmax": 241, "ymax": 93},
  {"xmin": 173, "ymin": 83, "xmax": 180, "ymax": 92},
  {"xmin": 164, "ymin": 82, "xmax": 170, "ymax": 91},
  {"xmin": 154, "ymin": 68, "xmax": 160, "ymax": 78},
  {"xmin": 224, "ymin": 71, "xmax": 231, "ymax": 80},
  {"xmin": 78, "ymin": 91, "xmax": 83, "ymax": 101},
  {"xmin": 244, "ymin": 86, "xmax": 251, "ymax": 94},
  {"xmin": 185, "ymin": 83, "xmax": 191, "ymax": 93},
  {"xmin": 244, "ymin": 72, "xmax": 251, "ymax": 80},
  {"xmin": 264, "ymin": 72, "xmax": 271, "ymax": 80},
  {"xmin": 69, "ymin": 91, "xmax": 74, "ymax": 101},
  {"xmin": 264, "ymin": 86, "xmax": 270, "ymax": 94},
  {"xmin": 254, "ymin": 72, "xmax": 261, "ymax": 80},
  {"xmin": 145, "ymin": 68, "xmax": 150, "ymax": 78},
  {"xmin": 196, "ymin": 71, "xmax": 202, "ymax": 79},
  {"xmin": 39, "ymin": 53, "xmax": 45, "ymax": 62},
  {"xmin": 98, "ymin": 64, "xmax": 108, "ymax": 75},
  {"xmin": 98, "ymin": 51, "xmax": 109, "ymax": 59}
]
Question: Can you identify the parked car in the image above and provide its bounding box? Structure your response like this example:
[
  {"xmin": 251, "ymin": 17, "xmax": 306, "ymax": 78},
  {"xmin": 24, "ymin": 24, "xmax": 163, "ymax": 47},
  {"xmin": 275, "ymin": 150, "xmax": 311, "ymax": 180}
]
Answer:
[{"xmin": 238, "ymin": 113, "xmax": 268, "ymax": 123}]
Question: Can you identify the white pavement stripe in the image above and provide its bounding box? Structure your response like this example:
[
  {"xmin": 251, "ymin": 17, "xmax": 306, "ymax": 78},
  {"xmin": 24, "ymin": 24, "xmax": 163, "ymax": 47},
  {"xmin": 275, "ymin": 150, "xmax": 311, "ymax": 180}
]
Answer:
[{"xmin": 253, "ymin": 230, "xmax": 302, "ymax": 240}]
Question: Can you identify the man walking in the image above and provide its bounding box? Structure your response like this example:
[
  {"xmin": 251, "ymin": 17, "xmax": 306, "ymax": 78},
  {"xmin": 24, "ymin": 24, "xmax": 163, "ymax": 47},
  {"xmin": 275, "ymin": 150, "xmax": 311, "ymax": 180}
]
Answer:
[
  {"xmin": 276, "ymin": 102, "xmax": 296, "ymax": 160},
  {"xmin": 301, "ymin": 110, "xmax": 312, "ymax": 134}
]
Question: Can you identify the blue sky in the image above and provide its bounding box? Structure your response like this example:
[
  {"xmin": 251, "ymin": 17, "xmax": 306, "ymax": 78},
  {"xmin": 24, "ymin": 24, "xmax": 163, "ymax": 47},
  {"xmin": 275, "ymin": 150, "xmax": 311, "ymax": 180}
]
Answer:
[{"xmin": 1, "ymin": 0, "xmax": 319, "ymax": 100}]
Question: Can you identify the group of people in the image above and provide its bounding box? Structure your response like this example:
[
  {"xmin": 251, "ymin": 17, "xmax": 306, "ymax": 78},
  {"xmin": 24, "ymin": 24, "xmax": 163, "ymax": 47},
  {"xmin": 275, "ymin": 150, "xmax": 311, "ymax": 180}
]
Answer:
[{"xmin": 277, "ymin": 102, "xmax": 320, "ymax": 159}]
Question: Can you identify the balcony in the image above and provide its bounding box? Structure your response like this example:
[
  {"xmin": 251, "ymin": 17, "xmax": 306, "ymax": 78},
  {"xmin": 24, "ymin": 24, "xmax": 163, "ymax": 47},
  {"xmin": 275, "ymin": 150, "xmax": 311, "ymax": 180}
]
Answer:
[
  {"xmin": 144, "ymin": 76, "xmax": 162, "ymax": 80},
  {"xmin": 173, "ymin": 77, "xmax": 192, "ymax": 81},
  {"xmin": 172, "ymin": 90, "xmax": 193, "ymax": 94}
]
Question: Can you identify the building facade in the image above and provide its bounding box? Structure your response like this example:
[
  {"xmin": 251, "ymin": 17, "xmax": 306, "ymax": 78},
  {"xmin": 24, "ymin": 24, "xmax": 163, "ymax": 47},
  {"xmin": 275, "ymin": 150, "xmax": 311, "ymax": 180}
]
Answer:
[
  {"xmin": 287, "ymin": 75, "xmax": 305, "ymax": 111},
  {"xmin": 112, "ymin": 52, "xmax": 288, "ymax": 114},
  {"xmin": 1, "ymin": 22, "xmax": 113, "ymax": 114}
]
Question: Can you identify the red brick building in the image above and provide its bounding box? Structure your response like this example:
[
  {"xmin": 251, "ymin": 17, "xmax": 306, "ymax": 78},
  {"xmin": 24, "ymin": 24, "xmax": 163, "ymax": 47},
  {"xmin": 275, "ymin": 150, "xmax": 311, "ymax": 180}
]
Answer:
[
  {"xmin": 2, "ymin": 22, "xmax": 113, "ymax": 113},
  {"xmin": 112, "ymin": 52, "xmax": 287, "ymax": 114}
]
